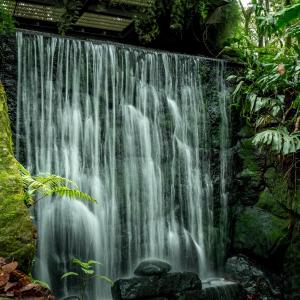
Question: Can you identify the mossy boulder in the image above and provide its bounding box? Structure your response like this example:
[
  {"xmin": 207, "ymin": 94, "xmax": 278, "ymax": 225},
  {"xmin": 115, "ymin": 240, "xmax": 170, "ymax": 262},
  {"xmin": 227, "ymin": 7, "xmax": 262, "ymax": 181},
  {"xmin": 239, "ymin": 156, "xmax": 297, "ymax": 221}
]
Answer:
[
  {"xmin": 256, "ymin": 188, "xmax": 288, "ymax": 218},
  {"xmin": 238, "ymin": 138, "xmax": 263, "ymax": 183},
  {"xmin": 233, "ymin": 207, "xmax": 289, "ymax": 259},
  {"xmin": 237, "ymin": 138, "xmax": 264, "ymax": 204},
  {"xmin": 0, "ymin": 83, "xmax": 35, "ymax": 272},
  {"xmin": 262, "ymin": 167, "xmax": 298, "ymax": 215}
]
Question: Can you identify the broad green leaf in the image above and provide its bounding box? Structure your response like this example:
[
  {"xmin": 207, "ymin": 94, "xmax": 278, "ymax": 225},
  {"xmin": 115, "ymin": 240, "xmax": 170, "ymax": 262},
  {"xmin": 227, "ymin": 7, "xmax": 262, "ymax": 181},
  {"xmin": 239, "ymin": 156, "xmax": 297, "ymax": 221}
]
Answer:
[
  {"xmin": 95, "ymin": 275, "xmax": 114, "ymax": 286},
  {"xmin": 61, "ymin": 272, "xmax": 79, "ymax": 279},
  {"xmin": 275, "ymin": 3, "xmax": 300, "ymax": 31},
  {"xmin": 232, "ymin": 81, "xmax": 244, "ymax": 99},
  {"xmin": 72, "ymin": 258, "xmax": 90, "ymax": 269},
  {"xmin": 249, "ymin": 93, "xmax": 257, "ymax": 112},
  {"xmin": 253, "ymin": 128, "xmax": 300, "ymax": 155},
  {"xmin": 292, "ymin": 95, "xmax": 300, "ymax": 108},
  {"xmin": 226, "ymin": 75, "xmax": 237, "ymax": 82},
  {"xmin": 81, "ymin": 268, "xmax": 94, "ymax": 275},
  {"xmin": 32, "ymin": 279, "xmax": 51, "ymax": 290},
  {"xmin": 87, "ymin": 260, "xmax": 102, "ymax": 266}
]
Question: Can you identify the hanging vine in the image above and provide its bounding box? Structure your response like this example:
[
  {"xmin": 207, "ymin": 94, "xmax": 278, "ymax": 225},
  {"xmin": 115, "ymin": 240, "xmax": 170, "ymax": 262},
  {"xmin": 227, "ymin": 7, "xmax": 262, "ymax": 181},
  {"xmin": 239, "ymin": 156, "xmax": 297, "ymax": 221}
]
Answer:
[{"xmin": 57, "ymin": 0, "xmax": 83, "ymax": 36}]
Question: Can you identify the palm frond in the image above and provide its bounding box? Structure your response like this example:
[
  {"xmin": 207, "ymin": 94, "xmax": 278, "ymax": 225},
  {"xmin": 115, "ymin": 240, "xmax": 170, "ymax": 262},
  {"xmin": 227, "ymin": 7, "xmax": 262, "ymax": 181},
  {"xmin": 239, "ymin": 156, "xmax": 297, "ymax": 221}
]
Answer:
[{"xmin": 253, "ymin": 128, "xmax": 300, "ymax": 155}]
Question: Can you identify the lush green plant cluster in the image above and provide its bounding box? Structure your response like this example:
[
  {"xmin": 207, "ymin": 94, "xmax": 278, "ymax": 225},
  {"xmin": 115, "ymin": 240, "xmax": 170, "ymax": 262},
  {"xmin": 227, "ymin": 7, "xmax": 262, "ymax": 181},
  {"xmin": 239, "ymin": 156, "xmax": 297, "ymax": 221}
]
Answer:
[
  {"xmin": 134, "ymin": 0, "xmax": 239, "ymax": 46},
  {"xmin": 134, "ymin": 0, "xmax": 162, "ymax": 44},
  {"xmin": 0, "ymin": 6, "xmax": 15, "ymax": 33},
  {"xmin": 57, "ymin": 0, "xmax": 83, "ymax": 35},
  {"xmin": 227, "ymin": 1, "xmax": 300, "ymax": 158},
  {"xmin": 62, "ymin": 258, "xmax": 113, "ymax": 300}
]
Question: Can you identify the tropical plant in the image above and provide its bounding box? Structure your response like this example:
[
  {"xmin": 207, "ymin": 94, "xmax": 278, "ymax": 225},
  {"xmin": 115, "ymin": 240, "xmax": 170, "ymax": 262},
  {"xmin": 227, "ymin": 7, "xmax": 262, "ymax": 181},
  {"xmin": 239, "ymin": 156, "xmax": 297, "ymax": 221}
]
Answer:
[
  {"xmin": 227, "ymin": 1, "xmax": 300, "ymax": 157},
  {"xmin": 61, "ymin": 258, "xmax": 113, "ymax": 300},
  {"xmin": 253, "ymin": 128, "xmax": 300, "ymax": 155},
  {"xmin": 17, "ymin": 162, "xmax": 96, "ymax": 207}
]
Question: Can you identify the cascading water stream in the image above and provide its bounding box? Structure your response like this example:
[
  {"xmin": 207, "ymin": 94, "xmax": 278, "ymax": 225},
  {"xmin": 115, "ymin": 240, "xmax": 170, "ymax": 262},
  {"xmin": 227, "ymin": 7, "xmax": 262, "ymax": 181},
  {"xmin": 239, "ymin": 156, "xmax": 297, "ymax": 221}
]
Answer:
[{"xmin": 16, "ymin": 31, "xmax": 231, "ymax": 299}]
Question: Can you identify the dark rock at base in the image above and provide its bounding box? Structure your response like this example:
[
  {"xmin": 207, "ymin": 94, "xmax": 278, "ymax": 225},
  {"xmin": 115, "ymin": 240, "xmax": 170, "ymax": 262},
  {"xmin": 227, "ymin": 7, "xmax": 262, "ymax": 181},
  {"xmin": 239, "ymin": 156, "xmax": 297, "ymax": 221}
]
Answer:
[
  {"xmin": 134, "ymin": 259, "xmax": 171, "ymax": 276},
  {"xmin": 136, "ymin": 297, "xmax": 169, "ymax": 300},
  {"xmin": 200, "ymin": 280, "xmax": 246, "ymax": 300},
  {"xmin": 225, "ymin": 255, "xmax": 282, "ymax": 300},
  {"xmin": 111, "ymin": 272, "xmax": 202, "ymax": 300},
  {"xmin": 170, "ymin": 290, "xmax": 203, "ymax": 300},
  {"xmin": 283, "ymin": 229, "xmax": 300, "ymax": 300}
]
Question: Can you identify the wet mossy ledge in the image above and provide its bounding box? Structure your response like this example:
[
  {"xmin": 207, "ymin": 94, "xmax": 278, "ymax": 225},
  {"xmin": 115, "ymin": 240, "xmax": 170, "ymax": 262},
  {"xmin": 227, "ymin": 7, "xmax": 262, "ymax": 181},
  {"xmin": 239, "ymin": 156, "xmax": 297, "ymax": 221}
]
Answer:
[
  {"xmin": 0, "ymin": 83, "xmax": 35, "ymax": 273},
  {"xmin": 229, "ymin": 125, "xmax": 300, "ymax": 300}
]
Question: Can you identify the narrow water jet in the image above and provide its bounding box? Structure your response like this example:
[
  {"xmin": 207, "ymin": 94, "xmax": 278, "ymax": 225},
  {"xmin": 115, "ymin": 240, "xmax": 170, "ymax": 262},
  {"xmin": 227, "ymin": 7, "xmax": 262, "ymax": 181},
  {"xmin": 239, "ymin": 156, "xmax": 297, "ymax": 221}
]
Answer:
[{"xmin": 16, "ymin": 31, "xmax": 231, "ymax": 299}]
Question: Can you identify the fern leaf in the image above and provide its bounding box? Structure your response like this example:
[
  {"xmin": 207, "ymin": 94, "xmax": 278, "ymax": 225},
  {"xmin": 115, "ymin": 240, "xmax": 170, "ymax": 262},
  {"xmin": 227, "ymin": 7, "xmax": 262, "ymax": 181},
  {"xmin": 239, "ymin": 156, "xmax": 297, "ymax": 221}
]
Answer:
[
  {"xmin": 48, "ymin": 187, "xmax": 97, "ymax": 203},
  {"xmin": 33, "ymin": 174, "xmax": 79, "ymax": 189},
  {"xmin": 17, "ymin": 161, "xmax": 31, "ymax": 176}
]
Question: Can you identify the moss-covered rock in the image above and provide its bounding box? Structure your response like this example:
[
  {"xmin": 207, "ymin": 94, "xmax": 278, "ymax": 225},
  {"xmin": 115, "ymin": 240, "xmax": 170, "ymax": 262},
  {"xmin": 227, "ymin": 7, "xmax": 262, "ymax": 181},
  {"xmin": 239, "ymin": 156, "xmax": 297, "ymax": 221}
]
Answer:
[
  {"xmin": 262, "ymin": 167, "xmax": 297, "ymax": 216},
  {"xmin": 236, "ymin": 138, "xmax": 264, "ymax": 205},
  {"xmin": 256, "ymin": 188, "xmax": 288, "ymax": 219},
  {"xmin": 238, "ymin": 138, "xmax": 263, "ymax": 183},
  {"xmin": 233, "ymin": 207, "xmax": 289, "ymax": 259},
  {"xmin": 0, "ymin": 83, "xmax": 35, "ymax": 272}
]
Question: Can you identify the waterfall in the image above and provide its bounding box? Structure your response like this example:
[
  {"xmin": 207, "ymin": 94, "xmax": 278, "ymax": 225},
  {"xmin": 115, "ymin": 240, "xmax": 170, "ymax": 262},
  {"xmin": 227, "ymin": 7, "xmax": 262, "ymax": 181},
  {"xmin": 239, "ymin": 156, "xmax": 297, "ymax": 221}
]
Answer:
[{"xmin": 16, "ymin": 31, "xmax": 231, "ymax": 299}]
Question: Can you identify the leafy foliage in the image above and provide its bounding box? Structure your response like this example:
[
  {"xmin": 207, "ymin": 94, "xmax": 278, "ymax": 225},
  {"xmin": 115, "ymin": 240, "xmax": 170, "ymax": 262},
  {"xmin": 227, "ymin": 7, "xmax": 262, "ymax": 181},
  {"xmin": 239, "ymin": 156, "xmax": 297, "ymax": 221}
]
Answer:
[
  {"xmin": 57, "ymin": 0, "xmax": 83, "ymax": 35},
  {"xmin": 0, "ymin": 6, "xmax": 15, "ymax": 33},
  {"xmin": 274, "ymin": 3, "xmax": 300, "ymax": 31},
  {"xmin": 134, "ymin": 0, "xmax": 239, "ymax": 46},
  {"xmin": 17, "ymin": 162, "xmax": 96, "ymax": 207},
  {"xmin": 225, "ymin": 1, "xmax": 300, "ymax": 222},
  {"xmin": 62, "ymin": 258, "xmax": 113, "ymax": 300},
  {"xmin": 227, "ymin": 2, "xmax": 300, "ymax": 157},
  {"xmin": 253, "ymin": 128, "xmax": 300, "ymax": 155},
  {"xmin": 32, "ymin": 279, "xmax": 51, "ymax": 291},
  {"xmin": 134, "ymin": 0, "xmax": 162, "ymax": 44}
]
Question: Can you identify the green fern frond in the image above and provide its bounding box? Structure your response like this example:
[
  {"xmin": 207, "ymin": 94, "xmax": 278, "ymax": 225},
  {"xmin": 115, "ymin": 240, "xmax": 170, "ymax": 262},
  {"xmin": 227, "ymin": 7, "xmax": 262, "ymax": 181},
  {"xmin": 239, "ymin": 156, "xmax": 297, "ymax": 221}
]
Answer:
[
  {"xmin": 33, "ymin": 174, "xmax": 79, "ymax": 189},
  {"xmin": 17, "ymin": 162, "xmax": 96, "ymax": 206},
  {"xmin": 47, "ymin": 187, "xmax": 97, "ymax": 203},
  {"xmin": 17, "ymin": 161, "xmax": 31, "ymax": 176}
]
